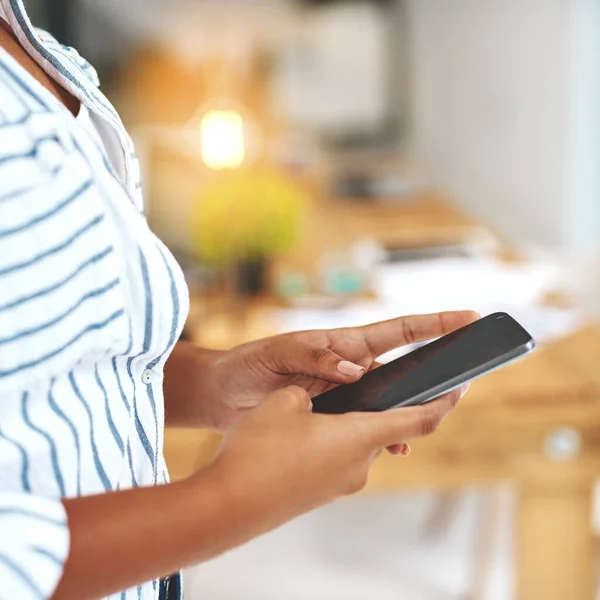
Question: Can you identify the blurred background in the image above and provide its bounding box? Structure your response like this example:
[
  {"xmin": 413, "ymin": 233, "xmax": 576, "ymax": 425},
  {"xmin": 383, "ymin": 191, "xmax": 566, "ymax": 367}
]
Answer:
[{"xmin": 35, "ymin": 0, "xmax": 599, "ymax": 598}]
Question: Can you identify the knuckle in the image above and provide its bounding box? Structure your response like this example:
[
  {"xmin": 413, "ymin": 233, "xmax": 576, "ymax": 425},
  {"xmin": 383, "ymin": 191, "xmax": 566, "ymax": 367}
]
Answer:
[
  {"xmin": 419, "ymin": 409, "xmax": 441, "ymax": 436},
  {"xmin": 263, "ymin": 337, "xmax": 285, "ymax": 366},
  {"xmin": 438, "ymin": 311, "xmax": 450, "ymax": 334},
  {"xmin": 401, "ymin": 318, "xmax": 417, "ymax": 344},
  {"xmin": 308, "ymin": 346, "xmax": 333, "ymax": 364},
  {"xmin": 274, "ymin": 386, "xmax": 312, "ymax": 412},
  {"xmin": 285, "ymin": 385, "xmax": 309, "ymax": 399}
]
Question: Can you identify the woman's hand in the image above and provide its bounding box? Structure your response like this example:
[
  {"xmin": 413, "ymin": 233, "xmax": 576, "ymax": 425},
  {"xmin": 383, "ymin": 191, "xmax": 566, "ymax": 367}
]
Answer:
[
  {"xmin": 53, "ymin": 385, "xmax": 467, "ymax": 600},
  {"xmin": 211, "ymin": 384, "xmax": 468, "ymax": 531},
  {"xmin": 201, "ymin": 310, "xmax": 479, "ymax": 430}
]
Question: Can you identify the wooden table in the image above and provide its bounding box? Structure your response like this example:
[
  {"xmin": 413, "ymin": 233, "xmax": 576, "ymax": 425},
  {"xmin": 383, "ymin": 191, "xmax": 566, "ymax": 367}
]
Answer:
[{"xmin": 165, "ymin": 191, "xmax": 600, "ymax": 600}]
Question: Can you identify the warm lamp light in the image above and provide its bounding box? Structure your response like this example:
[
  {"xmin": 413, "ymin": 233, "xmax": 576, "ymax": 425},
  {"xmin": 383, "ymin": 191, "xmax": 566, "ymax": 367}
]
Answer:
[{"xmin": 200, "ymin": 109, "xmax": 246, "ymax": 170}]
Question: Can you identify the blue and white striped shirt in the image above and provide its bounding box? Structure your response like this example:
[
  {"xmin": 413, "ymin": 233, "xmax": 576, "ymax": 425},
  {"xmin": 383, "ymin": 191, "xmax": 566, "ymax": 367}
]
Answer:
[{"xmin": 0, "ymin": 2, "xmax": 190, "ymax": 598}]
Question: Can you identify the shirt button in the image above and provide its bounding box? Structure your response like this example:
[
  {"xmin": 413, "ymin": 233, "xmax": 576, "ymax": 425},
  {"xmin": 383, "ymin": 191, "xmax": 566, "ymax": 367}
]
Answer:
[{"xmin": 141, "ymin": 368, "xmax": 154, "ymax": 384}]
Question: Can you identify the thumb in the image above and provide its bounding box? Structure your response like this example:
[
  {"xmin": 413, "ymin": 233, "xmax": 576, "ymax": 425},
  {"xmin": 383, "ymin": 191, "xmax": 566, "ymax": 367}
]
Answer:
[
  {"xmin": 269, "ymin": 338, "xmax": 366, "ymax": 384},
  {"xmin": 265, "ymin": 385, "xmax": 314, "ymax": 414},
  {"xmin": 366, "ymin": 385, "xmax": 467, "ymax": 448}
]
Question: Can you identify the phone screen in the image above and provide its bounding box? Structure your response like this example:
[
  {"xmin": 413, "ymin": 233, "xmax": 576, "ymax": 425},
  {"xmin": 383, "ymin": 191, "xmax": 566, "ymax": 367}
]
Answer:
[{"xmin": 311, "ymin": 313, "xmax": 534, "ymax": 414}]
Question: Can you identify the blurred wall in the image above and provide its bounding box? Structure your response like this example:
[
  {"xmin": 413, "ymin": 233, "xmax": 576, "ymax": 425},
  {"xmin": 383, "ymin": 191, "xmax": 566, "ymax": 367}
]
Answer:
[
  {"xmin": 564, "ymin": 0, "xmax": 600, "ymax": 252},
  {"xmin": 23, "ymin": 0, "xmax": 45, "ymax": 27},
  {"xmin": 406, "ymin": 0, "xmax": 599, "ymax": 253}
]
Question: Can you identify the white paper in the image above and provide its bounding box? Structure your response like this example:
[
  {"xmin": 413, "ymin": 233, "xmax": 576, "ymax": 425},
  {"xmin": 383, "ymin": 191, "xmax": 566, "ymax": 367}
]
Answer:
[{"xmin": 274, "ymin": 257, "xmax": 580, "ymax": 357}]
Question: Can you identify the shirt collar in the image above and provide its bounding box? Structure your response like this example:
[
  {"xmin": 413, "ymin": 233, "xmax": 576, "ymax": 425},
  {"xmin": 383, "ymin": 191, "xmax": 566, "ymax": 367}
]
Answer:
[{"xmin": 0, "ymin": 0, "xmax": 122, "ymax": 127}]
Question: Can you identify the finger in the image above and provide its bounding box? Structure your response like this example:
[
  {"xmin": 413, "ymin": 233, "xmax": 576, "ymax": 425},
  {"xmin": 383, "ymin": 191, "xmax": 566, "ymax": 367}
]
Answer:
[
  {"xmin": 266, "ymin": 385, "xmax": 313, "ymax": 413},
  {"xmin": 363, "ymin": 384, "xmax": 469, "ymax": 447},
  {"xmin": 268, "ymin": 338, "xmax": 366, "ymax": 384},
  {"xmin": 356, "ymin": 311, "xmax": 480, "ymax": 357},
  {"xmin": 387, "ymin": 442, "xmax": 411, "ymax": 456}
]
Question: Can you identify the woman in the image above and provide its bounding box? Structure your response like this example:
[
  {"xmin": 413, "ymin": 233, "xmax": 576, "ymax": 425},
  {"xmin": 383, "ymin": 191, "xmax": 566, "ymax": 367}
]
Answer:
[{"xmin": 0, "ymin": 2, "xmax": 477, "ymax": 599}]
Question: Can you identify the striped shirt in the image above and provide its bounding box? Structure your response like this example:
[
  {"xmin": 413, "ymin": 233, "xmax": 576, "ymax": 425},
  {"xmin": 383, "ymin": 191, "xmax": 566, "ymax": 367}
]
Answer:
[{"xmin": 0, "ymin": 1, "xmax": 189, "ymax": 599}]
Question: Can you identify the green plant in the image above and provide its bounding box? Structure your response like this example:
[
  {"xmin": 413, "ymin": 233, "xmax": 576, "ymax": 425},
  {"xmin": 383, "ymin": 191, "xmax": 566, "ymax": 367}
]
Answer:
[{"xmin": 191, "ymin": 167, "xmax": 305, "ymax": 266}]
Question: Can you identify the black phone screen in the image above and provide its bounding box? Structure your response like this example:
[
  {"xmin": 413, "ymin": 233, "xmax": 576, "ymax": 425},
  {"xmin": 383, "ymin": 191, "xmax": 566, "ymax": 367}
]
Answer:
[{"xmin": 311, "ymin": 313, "xmax": 534, "ymax": 414}]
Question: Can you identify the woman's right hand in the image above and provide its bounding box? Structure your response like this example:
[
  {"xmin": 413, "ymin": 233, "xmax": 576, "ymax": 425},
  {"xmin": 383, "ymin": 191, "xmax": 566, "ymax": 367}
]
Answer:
[
  {"xmin": 209, "ymin": 384, "xmax": 468, "ymax": 533},
  {"xmin": 50, "ymin": 384, "xmax": 467, "ymax": 600}
]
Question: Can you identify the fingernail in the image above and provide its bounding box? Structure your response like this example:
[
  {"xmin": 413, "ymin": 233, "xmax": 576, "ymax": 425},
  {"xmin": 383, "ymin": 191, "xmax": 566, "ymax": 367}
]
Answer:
[
  {"xmin": 460, "ymin": 383, "xmax": 471, "ymax": 397},
  {"xmin": 337, "ymin": 360, "xmax": 365, "ymax": 377},
  {"xmin": 401, "ymin": 443, "xmax": 411, "ymax": 457}
]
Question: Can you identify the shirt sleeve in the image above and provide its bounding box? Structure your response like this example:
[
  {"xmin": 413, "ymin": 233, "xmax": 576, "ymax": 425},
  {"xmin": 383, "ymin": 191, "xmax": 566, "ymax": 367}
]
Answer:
[{"xmin": 0, "ymin": 493, "xmax": 69, "ymax": 600}]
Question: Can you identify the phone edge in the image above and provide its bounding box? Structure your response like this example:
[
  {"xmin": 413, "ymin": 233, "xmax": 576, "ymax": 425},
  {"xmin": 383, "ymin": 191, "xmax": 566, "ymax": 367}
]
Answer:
[{"xmin": 372, "ymin": 339, "xmax": 536, "ymax": 411}]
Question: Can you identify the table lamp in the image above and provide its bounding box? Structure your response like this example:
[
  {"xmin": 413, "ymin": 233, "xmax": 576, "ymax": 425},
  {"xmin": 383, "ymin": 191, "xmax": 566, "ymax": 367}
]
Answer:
[{"xmin": 184, "ymin": 99, "xmax": 260, "ymax": 172}]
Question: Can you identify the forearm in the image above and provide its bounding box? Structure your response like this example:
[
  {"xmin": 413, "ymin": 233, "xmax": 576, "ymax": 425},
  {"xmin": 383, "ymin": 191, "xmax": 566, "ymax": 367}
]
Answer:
[
  {"xmin": 163, "ymin": 341, "xmax": 223, "ymax": 428},
  {"xmin": 53, "ymin": 466, "xmax": 271, "ymax": 600}
]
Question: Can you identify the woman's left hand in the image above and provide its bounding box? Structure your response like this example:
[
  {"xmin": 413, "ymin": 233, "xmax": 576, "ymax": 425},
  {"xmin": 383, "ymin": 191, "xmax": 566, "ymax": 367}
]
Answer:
[{"xmin": 202, "ymin": 310, "xmax": 479, "ymax": 430}]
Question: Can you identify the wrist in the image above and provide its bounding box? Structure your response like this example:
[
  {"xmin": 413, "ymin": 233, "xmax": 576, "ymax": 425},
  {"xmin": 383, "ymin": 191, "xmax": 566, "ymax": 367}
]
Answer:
[
  {"xmin": 199, "ymin": 449, "xmax": 308, "ymax": 543},
  {"xmin": 164, "ymin": 342, "xmax": 224, "ymax": 428},
  {"xmin": 192, "ymin": 347, "xmax": 228, "ymax": 430},
  {"xmin": 184, "ymin": 459, "xmax": 279, "ymax": 559}
]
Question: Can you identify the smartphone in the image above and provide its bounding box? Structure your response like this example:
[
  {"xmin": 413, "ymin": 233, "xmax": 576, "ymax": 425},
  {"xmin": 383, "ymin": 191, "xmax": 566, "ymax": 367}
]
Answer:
[{"xmin": 311, "ymin": 312, "xmax": 535, "ymax": 414}]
